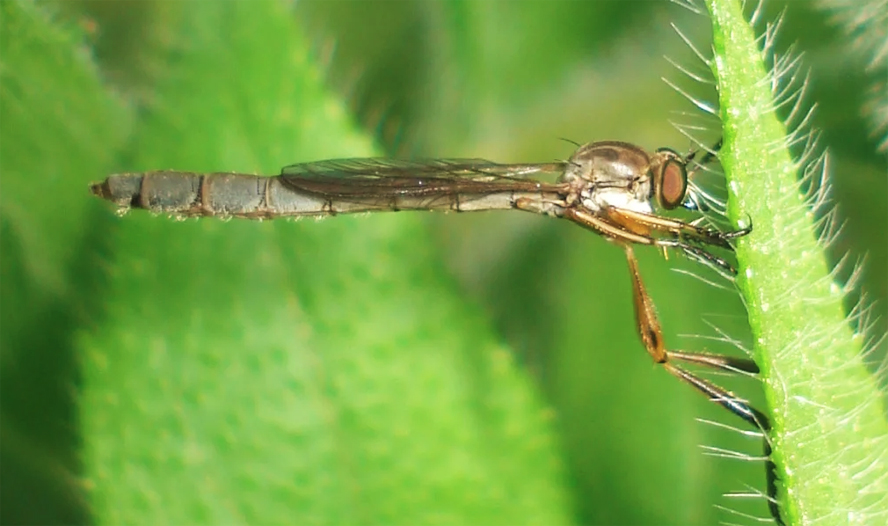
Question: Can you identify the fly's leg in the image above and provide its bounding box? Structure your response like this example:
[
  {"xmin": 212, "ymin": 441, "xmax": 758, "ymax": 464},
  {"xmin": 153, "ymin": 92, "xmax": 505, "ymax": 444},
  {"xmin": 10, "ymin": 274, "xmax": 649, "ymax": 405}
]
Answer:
[
  {"xmin": 606, "ymin": 207, "xmax": 751, "ymax": 250},
  {"xmin": 651, "ymin": 238, "xmax": 739, "ymax": 275},
  {"xmin": 563, "ymin": 208, "xmax": 739, "ymax": 274},
  {"xmin": 623, "ymin": 245, "xmax": 782, "ymax": 525},
  {"xmin": 513, "ymin": 195, "xmax": 567, "ymax": 217},
  {"xmin": 685, "ymin": 138, "xmax": 723, "ymax": 175}
]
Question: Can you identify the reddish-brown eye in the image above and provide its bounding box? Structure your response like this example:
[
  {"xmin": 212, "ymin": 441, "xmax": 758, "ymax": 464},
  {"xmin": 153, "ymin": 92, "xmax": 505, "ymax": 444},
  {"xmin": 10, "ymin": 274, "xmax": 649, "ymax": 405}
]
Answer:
[{"xmin": 658, "ymin": 158, "xmax": 688, "ymax": 210}]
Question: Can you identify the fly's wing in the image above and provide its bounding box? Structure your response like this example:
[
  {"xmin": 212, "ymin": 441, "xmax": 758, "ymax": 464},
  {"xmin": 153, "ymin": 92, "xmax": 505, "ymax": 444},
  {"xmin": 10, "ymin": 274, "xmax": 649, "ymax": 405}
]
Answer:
[{"xmin": 279, "ymin": 158, "xmax": 568, "ymax": 204}]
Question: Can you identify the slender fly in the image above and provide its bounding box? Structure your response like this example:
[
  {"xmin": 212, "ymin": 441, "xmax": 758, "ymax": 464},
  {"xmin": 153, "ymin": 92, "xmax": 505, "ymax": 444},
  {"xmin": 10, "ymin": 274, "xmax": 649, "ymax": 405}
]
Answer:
[{"xmin": 91, "ymin": 140, "xmax": 782, "ymax": 524}]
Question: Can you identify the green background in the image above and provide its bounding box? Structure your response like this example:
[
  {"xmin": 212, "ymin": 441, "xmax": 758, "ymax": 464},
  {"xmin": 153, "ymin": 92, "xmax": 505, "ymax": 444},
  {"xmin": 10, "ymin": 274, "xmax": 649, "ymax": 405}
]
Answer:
[{"xmin": 1, "ymin": 1, "xmax": 884, "ymax": 525}]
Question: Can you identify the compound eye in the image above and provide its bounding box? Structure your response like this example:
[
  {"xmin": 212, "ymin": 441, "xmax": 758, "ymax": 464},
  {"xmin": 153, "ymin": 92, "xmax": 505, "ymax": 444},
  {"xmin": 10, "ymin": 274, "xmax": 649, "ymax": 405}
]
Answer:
[{"xmin": 658, "ymin": 158, "xmax": 688, "ymax": 210}]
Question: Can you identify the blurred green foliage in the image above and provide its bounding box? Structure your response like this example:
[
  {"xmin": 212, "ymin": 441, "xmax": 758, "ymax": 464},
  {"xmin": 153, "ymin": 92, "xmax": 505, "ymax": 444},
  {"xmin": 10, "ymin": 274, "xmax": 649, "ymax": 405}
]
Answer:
[{"xmin": 1, "ymin": 1, "xmax": 884, "ymax": 525}]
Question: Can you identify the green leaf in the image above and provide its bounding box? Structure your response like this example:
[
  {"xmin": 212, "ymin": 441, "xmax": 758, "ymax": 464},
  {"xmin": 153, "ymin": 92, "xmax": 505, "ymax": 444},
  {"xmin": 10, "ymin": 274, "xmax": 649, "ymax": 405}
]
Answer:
[
  {"xmin": 0, "ymin": 0, "xmax": 131, "ymax": 309},
  {"xmin": 705, "ymin": 0, "xmax": 888, "ymax": 524},
  {"xmin": 6, "ymin": 1, "xmax": 885, "ymax": 525},
  {"xmin": 0, "ymin": 2, "xmax": 130, "ymax": 522},
  {"xmin": 70, "ymin": 2, "xmax": 571, "ymax": 524}
]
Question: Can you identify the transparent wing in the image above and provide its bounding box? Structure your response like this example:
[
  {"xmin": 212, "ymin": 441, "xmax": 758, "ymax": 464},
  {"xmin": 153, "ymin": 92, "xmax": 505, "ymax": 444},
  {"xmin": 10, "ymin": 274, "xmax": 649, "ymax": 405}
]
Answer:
[{"xmin": 279, "ymin": 158, "xmax": 568, "ymax": 198}]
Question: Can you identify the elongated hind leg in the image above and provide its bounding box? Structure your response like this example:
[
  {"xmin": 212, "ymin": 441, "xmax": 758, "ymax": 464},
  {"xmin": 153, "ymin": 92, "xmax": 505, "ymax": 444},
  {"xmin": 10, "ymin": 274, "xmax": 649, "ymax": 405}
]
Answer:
[{"xmin": 622, "ymin": 245, "xmax": 782, "ymax": 525}]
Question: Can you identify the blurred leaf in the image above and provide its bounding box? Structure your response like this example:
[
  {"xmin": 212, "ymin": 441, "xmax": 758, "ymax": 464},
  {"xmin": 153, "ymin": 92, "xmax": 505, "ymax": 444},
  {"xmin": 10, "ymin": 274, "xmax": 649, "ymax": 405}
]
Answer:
[
  {"xmin": 815, "ymin": 0, "xmax": 888, "ymax": 152},
  {"xmin": 0, "ymin": 0, "xmax": 130, "ymax": 307},
  {"xmin": 0, "ymin": 1, "xmax": 131, "ymax": 523},
  {"xmin": 69, "ymin": 1, "xmax": 570, "ymax": 524}
]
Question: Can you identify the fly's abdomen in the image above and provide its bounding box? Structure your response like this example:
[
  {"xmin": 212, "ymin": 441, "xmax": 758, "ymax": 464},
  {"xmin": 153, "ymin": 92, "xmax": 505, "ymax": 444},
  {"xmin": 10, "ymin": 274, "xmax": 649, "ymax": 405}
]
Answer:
[
  {"xmin": 91, "ymin": 172, "xmax": 271, "ymax": 217},
  {"xmin": 90, "ymin": 173, "xmax": 147, "ymax": 209},
  {"xmin": 91, "ymin": 172, "xmax": 205, "ymax": 214},
  {"xmin": 91, "ymin": 172, "xmax": 368, "ymax": 218}
]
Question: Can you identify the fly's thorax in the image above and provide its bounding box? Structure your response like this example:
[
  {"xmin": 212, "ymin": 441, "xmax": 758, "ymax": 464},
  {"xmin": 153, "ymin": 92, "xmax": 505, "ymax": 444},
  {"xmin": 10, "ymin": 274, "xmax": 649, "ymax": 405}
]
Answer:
[{"xmin": 560, "ymin": 141, "xmax": 654, "ymax": 214}]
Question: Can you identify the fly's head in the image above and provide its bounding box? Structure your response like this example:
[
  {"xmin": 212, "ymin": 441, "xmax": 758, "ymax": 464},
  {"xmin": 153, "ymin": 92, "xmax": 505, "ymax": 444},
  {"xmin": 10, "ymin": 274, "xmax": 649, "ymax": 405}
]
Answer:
[{"xmin": 560, "ymin": 141, "xmax": 692, "ymax": 216}]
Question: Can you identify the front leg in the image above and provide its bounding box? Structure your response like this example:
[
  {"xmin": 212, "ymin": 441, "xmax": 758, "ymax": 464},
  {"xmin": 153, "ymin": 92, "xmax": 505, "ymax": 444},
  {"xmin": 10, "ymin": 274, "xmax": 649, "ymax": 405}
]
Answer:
[
  {"xmin": 606, "ymin": 207, "xmax": 751, "ymax": 250},
  {"xmin": 563, "ymin": 207, "xmax": 739, "ymax": 274}
]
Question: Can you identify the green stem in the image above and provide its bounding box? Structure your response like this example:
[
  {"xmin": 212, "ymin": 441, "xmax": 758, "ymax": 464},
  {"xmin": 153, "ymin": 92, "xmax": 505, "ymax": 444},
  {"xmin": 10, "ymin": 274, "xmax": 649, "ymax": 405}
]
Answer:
[{"xmin": 705, "ymin": 1, "xmax": 888, "ymax": 525}]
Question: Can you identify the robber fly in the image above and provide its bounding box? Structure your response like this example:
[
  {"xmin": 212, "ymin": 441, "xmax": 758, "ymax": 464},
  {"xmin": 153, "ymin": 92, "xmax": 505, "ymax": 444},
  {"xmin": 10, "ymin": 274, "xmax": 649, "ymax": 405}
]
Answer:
[{"xmin": 91, "ymin": 140, "xmax": 782, "ymax": 524}]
